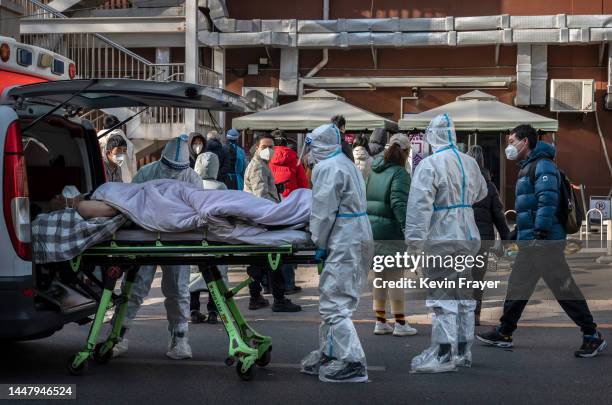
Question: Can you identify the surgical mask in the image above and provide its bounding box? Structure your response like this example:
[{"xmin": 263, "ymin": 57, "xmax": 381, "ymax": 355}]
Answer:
[
  {"xmin": 504, "ymin": 145, "xmax": 518, "ymax": 160},
  {"xmin": 259, "ymin": 148, "xmax": 273, "ymax": 161},
  {"xmin": 192, "ymin": 144, "xmax": 203, "ymax": 154},
  {"xmin": 504, "ymin": 139, "xmax": 525, "ymax": 161},
  {"xmin": 62, "ymin": 185, "xmax": 80, "ymax": 209},
  {"xmin": 112, "ymin": 153, "xmax": 126, "ymax": 166}
]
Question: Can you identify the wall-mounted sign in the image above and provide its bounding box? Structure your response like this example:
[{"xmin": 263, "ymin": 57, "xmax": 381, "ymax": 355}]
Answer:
[{"xmin": 589, "ymin": 196, "xmax": 611, "ymax": 221}]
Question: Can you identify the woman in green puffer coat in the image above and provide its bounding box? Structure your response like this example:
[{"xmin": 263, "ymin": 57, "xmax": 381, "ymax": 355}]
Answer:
[{"xmin": 366, "ymin": 133, "xmax": 418, "ymax": 337}]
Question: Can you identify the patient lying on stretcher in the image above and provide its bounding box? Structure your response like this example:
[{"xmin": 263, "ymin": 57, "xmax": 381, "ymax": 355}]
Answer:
[{"xmin": 32, "ymin": 179, "xmax": 313, "ymax": 264}]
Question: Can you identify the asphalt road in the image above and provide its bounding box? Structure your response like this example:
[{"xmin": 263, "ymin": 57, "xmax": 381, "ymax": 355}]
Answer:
[{"xmin": 2, "ymin": 318, "xmax": 611, "ymax": 405}]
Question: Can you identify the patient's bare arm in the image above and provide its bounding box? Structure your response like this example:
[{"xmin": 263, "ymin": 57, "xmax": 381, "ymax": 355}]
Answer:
[{"xmin": 77, "ymin": 200, "xmax": 118, "ymax": 219}]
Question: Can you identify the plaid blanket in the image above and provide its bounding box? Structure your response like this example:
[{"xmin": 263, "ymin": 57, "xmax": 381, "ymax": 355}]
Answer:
[{"xmin": 32, "ymin": 209, "xmax": 126, "ymax": 263}]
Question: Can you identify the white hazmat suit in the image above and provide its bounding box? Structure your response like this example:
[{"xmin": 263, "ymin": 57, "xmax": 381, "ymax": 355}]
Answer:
[
  {"xmin": 113, "ymin": 135, "xmax": 203, "ymax": 360},
  {"xmin": 405, "ymin": 114, "xmax": 487, "ymax": 373},
  {"xmin": 300, "ymin": 124, "xmax": 374, "ymax": 383}
]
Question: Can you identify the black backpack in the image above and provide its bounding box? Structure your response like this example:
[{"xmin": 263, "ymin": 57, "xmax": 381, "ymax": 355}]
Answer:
[{"xmin": 527, "ymin": 158, "xmax": 584, "ymax": 234}]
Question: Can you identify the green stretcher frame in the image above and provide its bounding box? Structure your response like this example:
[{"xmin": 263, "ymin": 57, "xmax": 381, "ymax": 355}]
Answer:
[{"xmin": 65, "ymin": 236, "xmax": 319, "ymax": 381}]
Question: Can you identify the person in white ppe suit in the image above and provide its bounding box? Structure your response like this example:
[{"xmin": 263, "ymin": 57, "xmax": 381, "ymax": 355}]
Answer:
[
  {"xmin": 300, "ymin": 123, "xmax": 374, "ymax": 383},
  {"xmin": 405, "ymin": 114, "xmax": 487, "ymax": 373},
  {"xmin": 112, "ymin": 134, "xmax": 203, "ymax": 360}
]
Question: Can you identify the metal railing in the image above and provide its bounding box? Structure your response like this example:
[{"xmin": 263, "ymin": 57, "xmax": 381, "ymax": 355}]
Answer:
[
  {"xmin": 17, "ymin": 0, "xmax": 130, "ymax": 18},
  {"xmin": 80, "ymin": 63, "xmax": 221, "ymax": 131},
  {"xmin": 580, "ymin": 208, "xmax": 604, "ymax": 248},
  {"xmin": 17, "ymin": 0, "xmax": 56, "ymax": 19}
]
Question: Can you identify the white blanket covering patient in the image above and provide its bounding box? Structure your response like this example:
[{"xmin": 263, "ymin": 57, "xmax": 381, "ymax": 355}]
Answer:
[
  {"xmin": 90, "ymin": 179, "xmax": 311, "ymax": 232},
  {"xmin": 32, "ymin": 180, "xmax": 313, "ymax": 263}
]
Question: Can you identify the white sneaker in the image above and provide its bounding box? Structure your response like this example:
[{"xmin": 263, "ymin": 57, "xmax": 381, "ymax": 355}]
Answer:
[
  {"xmin": 373, "ymin": 321, "xmax": 393, "ymax": 335},
  {"xmin": 393, "ymin": 323, "xmax": 418, "ymax": 337},
  {"xmin": 166, "ymin": 335, "xmax": 193, "ymax": 360},
  {"xmin": 112, "ymin": 338, "xmax": 129, "ymax": 358}
]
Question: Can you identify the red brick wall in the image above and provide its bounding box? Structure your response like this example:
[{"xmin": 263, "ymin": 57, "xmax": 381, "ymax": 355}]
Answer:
[{"xmin": 223, "ymin": 0, "xmax": 612, "ymax": 207}]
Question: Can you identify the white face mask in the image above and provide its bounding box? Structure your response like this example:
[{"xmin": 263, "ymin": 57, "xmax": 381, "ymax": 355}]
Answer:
[
  {"xmin": 112, "ymin": 153, "xmax": 126, "ymax": 166},
  {"xmin": 259, "ymin": 147, "xmax": 273, "ymax": 161},
  {"xmin": 504, "ymin": 139, "xmax": 525, "ymax": 161},
  {"xmin": 193, "ymin": 144, "xmax": 203, "ymax": 154}
]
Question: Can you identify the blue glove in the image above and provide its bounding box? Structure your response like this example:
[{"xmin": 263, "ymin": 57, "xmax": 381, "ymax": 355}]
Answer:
[{"xmin": 315, "ymin": 248, "xmax": 327, "ymax": 274}]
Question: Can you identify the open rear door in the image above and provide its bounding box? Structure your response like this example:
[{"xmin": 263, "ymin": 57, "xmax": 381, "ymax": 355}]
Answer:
[{"xmin": 7, "ymin": 78, "xmax": 252, "ymax": 112}]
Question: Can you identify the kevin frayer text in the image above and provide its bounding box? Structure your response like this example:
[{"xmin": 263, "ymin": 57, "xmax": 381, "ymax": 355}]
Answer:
[{"xmin": 372, "ymin": 276, "xmax": 500, "ymax": 291}]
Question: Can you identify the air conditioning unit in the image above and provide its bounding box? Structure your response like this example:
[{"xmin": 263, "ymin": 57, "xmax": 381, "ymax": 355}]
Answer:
[
  {"xmin": 241, "ymin": 87, "xmax": 278, "ymax": 110},
  {"xmin": 550, "ymin": 79, "xmax": 595, "ymax": 112}
]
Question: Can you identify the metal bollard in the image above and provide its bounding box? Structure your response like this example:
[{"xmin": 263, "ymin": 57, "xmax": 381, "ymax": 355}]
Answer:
[{"xmin": 607, "ymin": 219, "xmax": 612, "ymax": 256}]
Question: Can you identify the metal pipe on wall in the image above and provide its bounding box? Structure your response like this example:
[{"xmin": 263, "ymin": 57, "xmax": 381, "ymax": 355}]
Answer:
[{"xmin": 304, "ymin": 0, "xmax": 329, "ymax": 79}]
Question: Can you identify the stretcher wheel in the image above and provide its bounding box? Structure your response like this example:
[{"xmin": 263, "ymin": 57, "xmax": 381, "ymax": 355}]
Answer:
[
  {"xmin": 93, "ymin": 343, "xmax": 113, "ymax": 365},
  {"xmin": 67, "ymin": 355, "xmax": 88, "ymax": 376},
  {"xmin": 224, "ymin": 357, "xmax": 235, "ymax": 366},
  {"xmin": 236, "ymin": 361, "xmax": 255, "ymax": 381},
  {"xmin": 255, "ymin": 347, "xmax": 272, "ymax": 367}
]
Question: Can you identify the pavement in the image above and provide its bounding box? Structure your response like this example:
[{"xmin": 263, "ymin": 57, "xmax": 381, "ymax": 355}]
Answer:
[{"xmin": 2, "ymin": 253, "xmax": 612, "ymax": 405}]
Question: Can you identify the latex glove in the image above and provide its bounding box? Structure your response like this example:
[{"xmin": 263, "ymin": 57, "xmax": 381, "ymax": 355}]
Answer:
[{"xmin": 315, "ymin": 248, "xmax": 327, "ymax": 275}]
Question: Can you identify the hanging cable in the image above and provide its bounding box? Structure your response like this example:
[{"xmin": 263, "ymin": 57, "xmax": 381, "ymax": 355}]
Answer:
[{"xmin": 207, "ymin": 109, "xmax": 221, "ymax": 133}]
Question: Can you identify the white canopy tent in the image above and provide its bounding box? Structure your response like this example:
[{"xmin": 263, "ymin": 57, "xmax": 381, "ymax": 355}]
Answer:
[
  {"xmin": 233, "ymin": 89, "xmax": 398, "ymax": 131},
  {"xmin": 398, "ymin": 90, "xmax": 558, "ymax": 132}
]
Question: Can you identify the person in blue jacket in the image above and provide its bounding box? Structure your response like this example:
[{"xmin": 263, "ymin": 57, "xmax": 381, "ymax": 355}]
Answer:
[
  {"xmin": 477, "ymin": 124, "xmax": 606, "ymax": 358},
  {"xmin": 225, "ymin": 128, "xmax": 247, "ymax": 190}
]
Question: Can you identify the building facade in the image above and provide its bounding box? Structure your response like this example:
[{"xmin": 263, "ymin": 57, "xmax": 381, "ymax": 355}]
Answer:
[
  {"xmin": 3, "ymin": 0, "xmax": 612, "ymax": 209},
  {"xmin": 220, "ymin": 0, "xmax": 612, "ymax": 208}
]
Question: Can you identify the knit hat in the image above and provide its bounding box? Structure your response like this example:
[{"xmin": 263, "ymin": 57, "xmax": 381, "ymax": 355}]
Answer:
[
  {"xmin": 226, "ymin": 128, "xmax": 240, "ymax": 141},
  {"xmin": 160, "ymin": 134, "xmax": 190, "ymax": 170}
]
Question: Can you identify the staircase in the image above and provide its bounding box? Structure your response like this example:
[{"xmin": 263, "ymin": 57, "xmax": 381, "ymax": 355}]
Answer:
[{"xmin": 17, "ymin": 0, "xmax": 222, "ymax": 141}]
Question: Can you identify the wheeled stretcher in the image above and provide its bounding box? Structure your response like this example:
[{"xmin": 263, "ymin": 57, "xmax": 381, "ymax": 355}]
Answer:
[{"xmin": 64, "ymin": 228, "xmax": 319, "ymax": 381}]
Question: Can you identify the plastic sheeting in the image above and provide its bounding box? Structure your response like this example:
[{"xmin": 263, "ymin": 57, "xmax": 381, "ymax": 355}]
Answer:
[{"xmin": 202, "ymin": 12, "xmax": 612, "ymax": 49}]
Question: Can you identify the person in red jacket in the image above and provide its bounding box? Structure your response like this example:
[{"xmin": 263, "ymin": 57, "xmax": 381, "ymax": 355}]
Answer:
[
  {"xmin": 269, "ymin": 131, "xmax": 309, "ymax": 198},
  {"xmin": 270, "ymin": 130, "xmax": 309, "ymax": 294}
]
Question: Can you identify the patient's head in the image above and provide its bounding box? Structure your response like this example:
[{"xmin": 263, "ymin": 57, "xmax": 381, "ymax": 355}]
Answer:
[{"xmin": 194, "ymin": 152, "xmax": 220, "ymax": 180}]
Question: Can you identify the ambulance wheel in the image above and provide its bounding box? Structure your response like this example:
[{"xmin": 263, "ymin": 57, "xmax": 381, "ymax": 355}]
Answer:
[
  {"xmin": 93, "ymin": 343, "xmax": 113, "ymax": 365},
  {"xmin": 255, "ymin": 347, "xmax": 272, "ymax": 367},
  {"xmin": 236, "ymin": 361, "xmax": 255, "ymax": 381},
  {"xmin": 67, "ymin": 355, "xmax": 88, "ymax": 376}
]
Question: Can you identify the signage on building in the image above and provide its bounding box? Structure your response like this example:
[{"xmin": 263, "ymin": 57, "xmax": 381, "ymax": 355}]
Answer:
[
  {"xmin": 410, "ymin": 132, "xmax": 429, "ymax": 169},
  {"xmin": 589, "ymin": 196, "xmax": 612, "ymax": 221}
]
